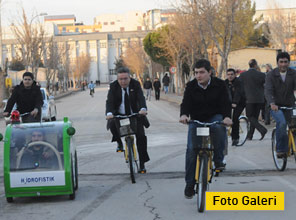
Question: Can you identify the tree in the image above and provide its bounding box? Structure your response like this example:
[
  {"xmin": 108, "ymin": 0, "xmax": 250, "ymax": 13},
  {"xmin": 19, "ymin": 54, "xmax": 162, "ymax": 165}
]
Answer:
[
  {"xmin": 122, "ymin": 40, "xmax": 148, "ymax": 85},
  {"xmin": 10, "ymin": 8, "xmax": 47, "ymax": 80},
  {"xmin": 114, "ymin": 56, "xmax": 125, "ymax": 72}
]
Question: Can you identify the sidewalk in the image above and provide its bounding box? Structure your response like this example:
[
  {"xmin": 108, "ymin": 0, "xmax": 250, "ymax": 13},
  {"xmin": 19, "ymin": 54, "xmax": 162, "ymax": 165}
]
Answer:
[{"xmin": 152, "ymin": 91, "xmax": 183, "ymax": 105}]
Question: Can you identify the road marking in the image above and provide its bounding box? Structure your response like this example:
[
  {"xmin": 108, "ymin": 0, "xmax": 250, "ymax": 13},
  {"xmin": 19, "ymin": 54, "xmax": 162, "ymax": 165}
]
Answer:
[
  {"xmin": 236, "ymin": 155, "xmax": 259, "ymax": 168},
  {"xmin": 273, "ymin": 176, "xmax": 296, "ymax": 192}
]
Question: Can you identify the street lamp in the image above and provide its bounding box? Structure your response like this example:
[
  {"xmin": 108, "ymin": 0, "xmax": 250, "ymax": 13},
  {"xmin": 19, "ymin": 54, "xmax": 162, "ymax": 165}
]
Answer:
[{"xmin": 30, "ymin": 12, "xmax": 48, "ymax": 26}]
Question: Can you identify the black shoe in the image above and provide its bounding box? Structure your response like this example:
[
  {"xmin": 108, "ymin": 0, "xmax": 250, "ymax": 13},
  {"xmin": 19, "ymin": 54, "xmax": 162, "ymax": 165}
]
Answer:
[
  {"xmin": 184, "ymin": 184, "xmax": 195, "ymax": 199},
  {"xmin": 116, "ymin": 146, "xmax": 123, "ymax": 152},
  {"xmin": 260, "ymin": 129, "xmax": 267, "ymax": 141},
  {"xmin": 215, "ymin": 162, "xmax": 226, "ymax": 171},
  {"xmin": 138, "ymin": 162, "xmax": 146, "ymax": 173},
  {"xmin": 277, "ymin": 152, "xmax": 287, "ymax": 159},
  {"xmin": 232, "ymin": 139, "xmax": 239, "ymax": 146}
]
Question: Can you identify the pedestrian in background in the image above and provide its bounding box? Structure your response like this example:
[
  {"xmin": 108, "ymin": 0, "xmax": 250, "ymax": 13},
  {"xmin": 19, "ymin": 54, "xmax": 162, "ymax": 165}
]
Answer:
[
  {"xmin": 162, "ymin": 73, "xmax": 170, "ymax": 94},
  {"xmin": 153, "ymin": 77, "xmax": 161, "ymax": 100},
  {"xmin": 143, "ymin": 77, "xmax": 153, "ymax": 101},
  {"xmin": 239, "ymin": 59, "xmax": 267, "ymax": 140}
]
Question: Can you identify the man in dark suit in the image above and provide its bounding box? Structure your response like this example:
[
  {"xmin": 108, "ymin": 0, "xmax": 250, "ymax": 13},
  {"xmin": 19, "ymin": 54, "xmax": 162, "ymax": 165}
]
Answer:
[
  {"xmin": 239, "ymin": 59, "xmax": 267, "ymax": 140},
  {"xmin": 106, "ymin": 67, "xmax": 150, "ymax": 173},
  {"xmin": 225, "ymin": 68, "xmax": 246, "ymax": 146}
]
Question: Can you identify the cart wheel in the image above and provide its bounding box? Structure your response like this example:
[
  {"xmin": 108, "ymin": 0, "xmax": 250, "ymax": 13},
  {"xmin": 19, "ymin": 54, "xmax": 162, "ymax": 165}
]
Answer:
[
  {"xmin": 74, "ymin": 151, "xmax": 78, "ymax": 191},
  {"xmin": 69, "ymin": 161, "xmax": 76, "ymax": 200},
  {"xmin": 6, "ymin": 197, "xmax": 13, "ymax": 203}
]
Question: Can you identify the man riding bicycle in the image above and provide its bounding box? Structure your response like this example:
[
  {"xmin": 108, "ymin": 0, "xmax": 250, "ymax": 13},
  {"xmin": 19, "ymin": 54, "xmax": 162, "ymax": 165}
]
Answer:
[
  {"xmin": 265, "ymin": 52, "xmax": 296, "ymax": 158},
  {"xmin": 88, "ymin": 81, "xmax": 95, "ymax": 96},
  {"xmin": 3, "ymin": 72, "xmax": 43, "ymax": 123},
  {"xmin": 106, "ymin": 67, "xmax": 150, "ymax": 173},
  {"xmin": 179, "ymin": 59, "xmax": 232, "ymax": 199}
]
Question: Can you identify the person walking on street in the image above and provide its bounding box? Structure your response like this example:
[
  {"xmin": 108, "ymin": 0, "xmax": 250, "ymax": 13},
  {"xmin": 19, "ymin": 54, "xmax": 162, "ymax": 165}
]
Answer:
[
  {"xmin": 143, "ymin": 77, "xmax": 153, "ymax": 101},
  {"xmin": 239, "ymin": 59, "xmax": 267, "ymax": 140},
  {"xmin": 162, "ymin": 73, "xmax": 170, "ymax": 94},
  {"xmin": 265, "ymin": 52, "xmax": 296, "ymax": 158},
  {"xmin": 153, "ymin": 77, "xmax": 161, "ymax": 100},
  {"xmin": 225, "ymin": 68, "xmax": 246, "ymax": 146},
  {"xmin": 3, "ymin": 72, "xmax": 43, "ymax": 123},
  {"xmin": 263, "ymin": 64, "xmax": 273, "ymax": 125},
  {"xmin": 180, "ymin": 59, "xmax": 232, "ymax": 199}
]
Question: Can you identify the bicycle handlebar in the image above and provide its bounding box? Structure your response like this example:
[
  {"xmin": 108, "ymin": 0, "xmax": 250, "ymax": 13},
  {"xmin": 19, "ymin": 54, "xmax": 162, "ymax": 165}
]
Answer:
[
  {"xmin": 189, "ymin": 120, "xmax": 224, "ymax": 126},
  {"xmin": 279, "ymin": 106, "xmax": 294, "ymax": 110},
  {"xmin": 113, "ymin": 113, "xmax": 139, "ymax": 119}
]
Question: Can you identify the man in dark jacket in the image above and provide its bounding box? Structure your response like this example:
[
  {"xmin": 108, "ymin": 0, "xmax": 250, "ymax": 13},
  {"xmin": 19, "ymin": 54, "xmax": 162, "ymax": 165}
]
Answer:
[
  {"xmin": 153, "ymin": 77, "xmax": 161, "ymax": 100},
  {"xmin": 265, "ymin": 52, "xmax": 296, "ymax": 158},
  {"xmin": 225, "ymin": 68, "xmax": 246, "ymax": 146},
  {"xmin": 106, "ymin": 67, "xmax": 150, "ymax": 173},
  {"xmin": 162, "ymin": 73, "xmax": 170, "ymax": 94},
  {"xmin": 179, "ymin": 59, "xmax": 232, "ymax": 199},
  {"xmin": 4, "ymin": 72, "xmax": 43, "ymax": 123},
  {"xmin": 143, "ymin": 77, "xmax": 153, "ymax": 101},
  {"xmin": 239, "ymin": 59, "xmax": 267, "ymax": 140}
]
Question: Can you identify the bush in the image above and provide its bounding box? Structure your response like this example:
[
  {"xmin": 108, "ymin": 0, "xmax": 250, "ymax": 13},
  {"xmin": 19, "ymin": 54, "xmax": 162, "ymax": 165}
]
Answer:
[{"xmin": 9, "ymin": 58, "xmax": 25, "ymax": 71}]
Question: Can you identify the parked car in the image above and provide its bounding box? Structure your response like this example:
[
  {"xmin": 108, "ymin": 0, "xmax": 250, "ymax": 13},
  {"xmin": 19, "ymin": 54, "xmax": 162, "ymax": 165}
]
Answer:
[
  {"xmin": 2, "ymin": 88, "xmax": 57, "ymax": 124},
  {"xmin": 40, "ymin": 88, "xmax": 57, "ymax": 121}
]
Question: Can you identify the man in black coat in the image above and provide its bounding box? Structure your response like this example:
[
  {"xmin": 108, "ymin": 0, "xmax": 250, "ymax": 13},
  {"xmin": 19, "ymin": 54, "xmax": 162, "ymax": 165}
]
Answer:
[
  {"xmin": 225, "ymin": 68, "xmax": 246, "ymax": 146},
  {"xmin": 153, "ymin": 77, "xmax": 161, "ymax": 100},
  {"xmin": 179, "ymin": 59, "xmax": 232, "ymax": 199},
  {"xmin": 106, "ymin": 67, "xmax": 150, "ymax": 172},
  {"xmin": 265, "ymin": 52, "xmax": 296, "ymax": 158},
  {"xmin": 4, "ymin": 72, "xmax": 43, "ymax": 123},
  {"xmin": 239, "ymin": 59, "xmax": 267, "ymax": 140}
]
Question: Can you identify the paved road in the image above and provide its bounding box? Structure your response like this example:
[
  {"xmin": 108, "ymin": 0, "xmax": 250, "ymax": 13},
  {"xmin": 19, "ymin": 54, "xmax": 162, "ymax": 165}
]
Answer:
[{"xmin": 0, "ymin": 86, "xmax": 296, "ymax": 220}]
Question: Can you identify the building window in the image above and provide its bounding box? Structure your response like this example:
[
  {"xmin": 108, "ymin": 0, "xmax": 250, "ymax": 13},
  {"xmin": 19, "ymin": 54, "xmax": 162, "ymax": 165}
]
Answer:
[
  {"xmin": 161, "ymin": 17, "xmax": 168, "ymax": 22},
  {"xmin": 109, "ymin": 69, "xmax": 116, "ymax": 75},
  {"xmin": 137, "ymin": 26, "xmax": 142, "ymax": 31},
  {"xmin": 120, "ymin": 27, "xmax": 125, "ymax": 32},
  {"xmin": 104, "ymin": 22, "xmax": 108, "ymax": 25},
  {"xmin": 100, "ymin": 43, "xmax": 106, "ymax": 48},
  {"xmin": 111, "ymin": 22, "xmax": 115, "ymax": 25}
]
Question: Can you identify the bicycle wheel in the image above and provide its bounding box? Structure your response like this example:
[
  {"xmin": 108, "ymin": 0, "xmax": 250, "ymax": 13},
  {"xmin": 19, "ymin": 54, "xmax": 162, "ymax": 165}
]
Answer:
[
  {"xmin": 127, "ymin": 137, "xmax": 136, "ymax": 183},
  {"xmin": 197, "ymin": 153, "xmax": 208, "ymax": 213},
  {"xmin": 236, "ymin": 116, "xmax": 249, "ymax": 146},
  {"xmin": 292, "ymin": 134, "xmax": 296, "ymax": 162},
  {"xmin": 272, "ymin": 129, "xmax": 287, "ymax": 171}
]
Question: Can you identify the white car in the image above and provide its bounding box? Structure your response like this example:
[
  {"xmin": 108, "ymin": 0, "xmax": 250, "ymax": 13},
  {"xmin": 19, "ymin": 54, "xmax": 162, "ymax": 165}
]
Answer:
[
  {"xmin": 40, "ymin": 88, "xmax": 57, "ymax": 121},
  {"xmin": 2, "ymin": 88, "xmax": 57, "ymax": 124}
]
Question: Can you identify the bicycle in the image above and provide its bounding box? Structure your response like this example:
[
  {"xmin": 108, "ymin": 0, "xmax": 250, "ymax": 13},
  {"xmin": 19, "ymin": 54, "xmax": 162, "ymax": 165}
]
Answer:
[
  {"xmin": 90, "ymin": 89, "xmax": 94, "ymax": 97},
  {"xmin": 189, "ymin": 120, "xmax": 225, "ymax": 213},
  {"xmin": 114, "ymin": 113, "xmax": 139, "ymax": 183},
  {"xmin": 271, "ymin": 106, "xmax": 296, "ymax": 171},
  {"xmin": 226, "ymin": 115, "xmax": 249, "ymax": 147}
]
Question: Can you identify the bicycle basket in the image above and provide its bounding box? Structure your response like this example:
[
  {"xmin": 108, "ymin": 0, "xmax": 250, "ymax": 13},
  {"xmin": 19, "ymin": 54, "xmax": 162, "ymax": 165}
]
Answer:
[{"xmin": 116, "ymin": 117, "xmax": 137, "ymax": 137}]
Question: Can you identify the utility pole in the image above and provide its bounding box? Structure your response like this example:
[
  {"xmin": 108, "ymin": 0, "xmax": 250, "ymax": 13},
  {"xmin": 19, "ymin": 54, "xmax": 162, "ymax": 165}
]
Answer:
[{"xmin": 0, "ymin": 0, "xmax": 6, "ymax": 106}]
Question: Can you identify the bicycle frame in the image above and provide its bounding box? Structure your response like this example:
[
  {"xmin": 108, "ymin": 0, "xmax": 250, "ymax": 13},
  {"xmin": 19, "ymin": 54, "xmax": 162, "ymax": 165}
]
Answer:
[
  {"xmin": 288, "ymin": 129, "xmax": 296, "ymax": 156},
  {"xmin": 195, "ymin": 136, "xmax": 214, "ymax": 184},
  {"xmin": 124, "ymin": 135, "xmax": 138, "ymax": 162}
]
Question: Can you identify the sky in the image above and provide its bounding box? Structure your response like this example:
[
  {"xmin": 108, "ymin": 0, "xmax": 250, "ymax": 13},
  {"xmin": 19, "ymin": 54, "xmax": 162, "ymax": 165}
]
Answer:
[{"xmin": 1, "ymin": 0, "xmax": 296, "ymax": 26}]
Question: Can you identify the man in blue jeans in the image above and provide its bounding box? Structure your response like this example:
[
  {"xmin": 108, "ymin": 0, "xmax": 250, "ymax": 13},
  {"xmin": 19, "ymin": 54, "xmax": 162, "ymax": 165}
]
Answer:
[
  {"xmin": 265, "ymin": 52, "xmax": 296, "ymax": 158},
  {"xmin": 179, "ymin": 59, "xmax": 232, "ymax": 199}
]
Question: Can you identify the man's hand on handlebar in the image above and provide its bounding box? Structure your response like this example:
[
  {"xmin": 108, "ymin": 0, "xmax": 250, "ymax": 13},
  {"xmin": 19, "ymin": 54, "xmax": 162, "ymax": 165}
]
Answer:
[
  {"xmin": 179, "ymin": 115, "xmax": 189, "ymax": 124},
  {"xmin": 139, "ymin": 110, "xmax": 147, "ymax": 116},
  {"xmin": 270, "ymin": 103, "xmax": 278, "ymax": 111},
  {"xmin": 106, "ymin": 114, "xmax": 114, "ymax": 120},
  {"xmin": 223, "ymin": 117, "xmax": 233, "ymax": 126},
  {"xmin": 3, "ymin": 112, "xmax": 9, "ymax": 117},
  {"xmin": 31, "ymin": 108, "xmax": 38, "ymax": 117}
]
